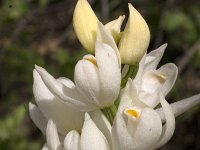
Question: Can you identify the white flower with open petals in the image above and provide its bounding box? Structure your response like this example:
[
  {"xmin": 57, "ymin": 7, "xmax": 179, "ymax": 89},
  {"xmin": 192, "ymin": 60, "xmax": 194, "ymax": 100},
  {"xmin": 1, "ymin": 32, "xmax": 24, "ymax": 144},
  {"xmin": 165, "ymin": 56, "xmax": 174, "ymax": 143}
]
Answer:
[
  {"xmin": 34, "ymin": 23, "xmax": 121, "ymax": 112},
  {"xmin": 133, "ymin": 44, "xmax": 178, "ymax": 108},
  {"xmin": 29, "ymin": 0, "xmax": 200, "ymax": 149},
  {"xmin": 112, "ymin": 45, "xmax": 200, "ymax": 150},
  {"xmin": 112, "ymin": 79, "xmax": 175, "ymax": 150},
  {"xmin": 29, "ymin": 69, "xmax": 84, "ymax": 135},
  {"xmin": 42, "ymin": 113, "xmax": 111, "ymax": 150}
]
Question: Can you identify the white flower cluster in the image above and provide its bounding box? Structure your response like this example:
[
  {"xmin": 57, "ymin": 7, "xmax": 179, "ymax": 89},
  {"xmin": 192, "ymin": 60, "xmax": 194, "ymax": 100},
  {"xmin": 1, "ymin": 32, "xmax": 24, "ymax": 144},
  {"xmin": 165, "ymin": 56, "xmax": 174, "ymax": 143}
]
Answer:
[{"xmin": 29, "ymin": 0, "xmax": 200, "ymax": 150}]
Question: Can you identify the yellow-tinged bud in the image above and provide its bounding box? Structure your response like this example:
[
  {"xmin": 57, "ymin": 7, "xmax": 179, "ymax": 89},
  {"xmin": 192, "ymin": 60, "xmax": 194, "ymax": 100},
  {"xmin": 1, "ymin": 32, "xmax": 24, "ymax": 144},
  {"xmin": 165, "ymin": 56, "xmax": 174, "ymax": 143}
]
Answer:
[
  {"xmin": 105, "ymin": 15, "xmax": 125, "ymax": 44},
  {"xmin": 119, "ymin": 4, "xmax": 150, "ymax": 65},
  {"xmin": 73, "ymin": 0, "xmax": 98, "ymax": 53}
]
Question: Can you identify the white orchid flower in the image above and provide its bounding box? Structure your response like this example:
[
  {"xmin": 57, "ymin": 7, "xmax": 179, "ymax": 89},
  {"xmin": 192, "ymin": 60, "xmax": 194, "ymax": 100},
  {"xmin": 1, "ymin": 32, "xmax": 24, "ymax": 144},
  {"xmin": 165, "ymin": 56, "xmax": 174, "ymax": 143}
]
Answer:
[
  {"xmin": 113, "ymin": 79, "xmax": 200, "ymax": 150},
  {"xmin": 112, "ymin": 79, "xmax": 175, "ymax": 150},
  {"xmin": 34, "ymin": 23, "xmax": 121, "ymax": 112},
  {"xmin": 133, "ymin": 44, "xmax": 178, "ymax": 108},
  {"xmin": 112, "ymin": 45, "xmax": 200, "ymax": 150},
  {"xmin": 29, "ymin": 69, "xmax": 84, "ymax": 135},
  {"xmin": 42, "ymin": 113, "xmax": 111, "ymax": 150}
]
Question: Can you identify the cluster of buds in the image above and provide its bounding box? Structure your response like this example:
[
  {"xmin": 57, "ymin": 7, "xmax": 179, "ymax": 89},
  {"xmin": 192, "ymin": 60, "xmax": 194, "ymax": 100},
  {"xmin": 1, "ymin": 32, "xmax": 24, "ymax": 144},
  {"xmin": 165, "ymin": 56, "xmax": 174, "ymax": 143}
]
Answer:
[{"xmin": 29, "ymin": 0, "xmax": 200, "ymax": 150}]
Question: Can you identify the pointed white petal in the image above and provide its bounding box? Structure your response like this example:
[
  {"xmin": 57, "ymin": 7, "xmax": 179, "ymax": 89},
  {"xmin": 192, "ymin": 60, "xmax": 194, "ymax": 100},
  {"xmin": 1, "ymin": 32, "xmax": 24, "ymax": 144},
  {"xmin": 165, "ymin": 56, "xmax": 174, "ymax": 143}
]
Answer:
[
  {"xmin": 29, "ymin": 102, "xmax": 47, "ymax": 134},
  {"xmin": 170, "ymin": 93, "xmax": 200, "ymax": 116},
  {"xmin": 46, "ymin": 120, "xmax": 61, "ymax": 150},
  {"xmin": 89, "ymin": 110, "xmax": 112, "ymax": 148},
  {"xmin": 95, "ymin": 41, "xmax": 121, "ymax": 107},
  {"xmin": 34, "ymin": 65, "xmax": 96, "ymax": 111},
  {"xmin": 156, "ymin": 93, "xmax": 200, "ymax": 122},
  {"xmin": 57, "ymin": 77, "xmax": 75, "ymax": 88},
  {"xmin": 154, "ymin": 94, "xmax": 175, "ymax": 149},
  {"xmin": 145, "ymin": 44, "xmax": 167, "ymax": 70},
  {"xmin": 33, "ymin": 69, "xmax": 84, "ymax": 134},
  {"xmin": 134, "ymin": 44, "xmax": 167, "ymax": 92},
  {"xmin": 97, "ymin": 22, "xmax": 121, "ymax": 67},
  {"xmin": 119, "ymin": 79, "xmax": 145, "ymax": 113},
  {"xmin": 118, "ymin": 79, "xmax": 136, "ymax": 112},
  {"xmin": 81, "ymin": 113, "xmax": 110, "ymax": 150},
  {"xmin": 133, "ymin": 52, "xmax": 146, "ymax": 91},
  {"xmin": 158, "ymin": 63, "xmax": 178, "ymax": 96},
  {"xmin": 64, "ymin": 130, "xmax": 80, "ymax": 150}
]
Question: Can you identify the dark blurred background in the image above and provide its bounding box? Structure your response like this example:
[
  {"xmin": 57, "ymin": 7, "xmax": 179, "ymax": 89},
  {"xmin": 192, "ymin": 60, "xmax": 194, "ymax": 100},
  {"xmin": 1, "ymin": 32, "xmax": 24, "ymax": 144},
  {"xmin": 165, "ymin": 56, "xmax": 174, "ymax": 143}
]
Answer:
[{"xmin": 0, "ymin": 0, "xmax": 200, "ymax": 149}]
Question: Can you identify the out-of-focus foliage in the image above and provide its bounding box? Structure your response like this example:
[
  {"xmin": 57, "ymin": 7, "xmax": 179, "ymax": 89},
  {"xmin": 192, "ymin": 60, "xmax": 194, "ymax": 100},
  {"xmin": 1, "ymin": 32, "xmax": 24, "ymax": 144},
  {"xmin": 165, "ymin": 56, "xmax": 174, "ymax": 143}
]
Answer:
[
  {"xmin": 0, "ymin": 0, "xmax": 199, "ymax": 150},
  {"xmin": 0, "ymin": 106, "xmax": 40, "ymax": 150}
]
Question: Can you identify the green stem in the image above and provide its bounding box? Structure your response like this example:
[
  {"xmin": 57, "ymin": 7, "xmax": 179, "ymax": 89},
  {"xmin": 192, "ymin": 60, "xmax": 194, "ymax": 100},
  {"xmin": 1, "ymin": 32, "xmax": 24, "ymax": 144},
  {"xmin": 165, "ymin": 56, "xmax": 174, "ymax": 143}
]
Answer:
[
  {"xmin": 101, "ymin": 104, "xmax": 117, "ymax": 125},
  {"xmin": 121, "ymin": 64, "xmax": 138, "ymax": 88}
]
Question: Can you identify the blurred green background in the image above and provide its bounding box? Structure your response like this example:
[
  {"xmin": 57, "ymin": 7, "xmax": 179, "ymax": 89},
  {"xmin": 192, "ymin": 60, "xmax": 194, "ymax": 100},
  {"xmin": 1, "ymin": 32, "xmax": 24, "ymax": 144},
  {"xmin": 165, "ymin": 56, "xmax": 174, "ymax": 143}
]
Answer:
[{"xmin": 0, "ymin": 0, "xmax": 200, "ymax": 149}]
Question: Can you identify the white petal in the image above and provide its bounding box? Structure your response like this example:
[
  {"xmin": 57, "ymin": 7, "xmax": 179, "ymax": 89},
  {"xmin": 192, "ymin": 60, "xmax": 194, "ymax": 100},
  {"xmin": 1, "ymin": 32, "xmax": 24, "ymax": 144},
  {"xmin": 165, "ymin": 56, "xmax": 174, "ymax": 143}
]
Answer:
[
  {"xmin": 134, "ymin": 44, "xmax": 167, "ymax": 92},
  {"xmin": 95, "ymin": 42, "xmax": 121, "ymax": 107},
  {"xmin": 139, "ymin": 70, "xmax": 165, "ymax": 108},
  {"xmin": 46, "ymin": 120, "xmax": 62, "ymax": 150},
  {"xmin": 57, "ymin": 77, "xmax": 75, "ymax": 88},
  {"xmin": 74, "ymin": 58, "xmax": 100, "ymax": 105},
  {"xmin": 29, "ymin": 102, "xmax": 47, "ymax": 134},
  {"xmin": 81, "ymin": 113, "xmax": 110, "ymax": 150},
  {"xmin": 133, "ymin": 52, "xmax": 146, "ymax": 91},
  {"xmin": 132, "ymin": 108, "xmax": 162, "ymax": 150},
  {"xmin": 145, "ymin": 44, "xmax": 167, "ymax": 70},
  {"xmin": 158, "ymin": 63, "xmax": 178, "ymax": 96},
  {"xmin": 118, "ymin": 79, "xmax": 145, "ymax": 113},
  {"xmin": 112, "ymin": 108, "xmax": 162, "ymax": 150},
  {"xmin": 64, "ymin": 130, "xmax": 80, "ymax": 150},
  {"xmin": 34, "ymin": 65, "xmax": 95, "ymax": 111},
  {"xmin": 112, "ymin": 112, "xmax": 134, "ymax": 150},
  {"xmin": 89, "ymin": 110, "xmax": 112, "ymax": 148},
  {"xmin": 154, "ymin": 94, "xmax": 175, "ymax": 149},
  {"xmin": 33, "ymin": 69, "xmax": 84, "ymax": 134},
  {"xmin": 156, "ymin": 93, "xmax": 200, "ymax": 122},
  {"xmin": 42, "ymin": 144, "xmax": 48, "ymax": 150},
  {"xmin": 97, "ymin": 22, "xmax": 121, "ymax": 67}
]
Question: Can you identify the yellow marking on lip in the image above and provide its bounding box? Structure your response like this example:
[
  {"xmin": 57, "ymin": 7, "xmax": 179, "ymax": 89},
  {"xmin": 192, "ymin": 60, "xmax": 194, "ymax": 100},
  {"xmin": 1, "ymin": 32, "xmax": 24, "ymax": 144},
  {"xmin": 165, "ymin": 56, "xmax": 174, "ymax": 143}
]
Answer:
[
  {"xmin": 85, "ymin": 58, "xmax": 98, "ymax": 67},
  {"xmin": 154, "ymin": 73, "xmax": 167, "ymax": 84},
  {"xmin": 127, "ymin": 109, "xmax": 140, "ymax": 118}
]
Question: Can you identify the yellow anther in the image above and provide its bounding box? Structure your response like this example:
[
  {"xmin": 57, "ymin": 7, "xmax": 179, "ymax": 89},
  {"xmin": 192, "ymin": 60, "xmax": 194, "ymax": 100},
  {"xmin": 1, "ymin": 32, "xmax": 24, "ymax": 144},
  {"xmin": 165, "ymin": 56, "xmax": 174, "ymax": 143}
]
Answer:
[
  {"xmin": 85, "ymin": 58, "xmax": 98, "ymax": 67},
  {"xmin": 126, "ymin": 109, "xmax": 140, "ymax": 118}
]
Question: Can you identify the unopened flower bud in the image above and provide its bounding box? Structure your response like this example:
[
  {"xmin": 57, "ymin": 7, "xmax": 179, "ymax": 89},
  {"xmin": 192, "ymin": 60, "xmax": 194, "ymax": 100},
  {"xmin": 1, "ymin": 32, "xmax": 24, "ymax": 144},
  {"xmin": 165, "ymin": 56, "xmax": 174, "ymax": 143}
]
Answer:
[
  {"xmin": 119, "ymin": 4, "xmax": 150, "ymax": 65},
  {"xmin": 73, "ymin": 0, "xmax": 98, "ymax": 53},
  {"xmin": 105, "ymin": 15, "xmax": 125, "ymax": 44}
]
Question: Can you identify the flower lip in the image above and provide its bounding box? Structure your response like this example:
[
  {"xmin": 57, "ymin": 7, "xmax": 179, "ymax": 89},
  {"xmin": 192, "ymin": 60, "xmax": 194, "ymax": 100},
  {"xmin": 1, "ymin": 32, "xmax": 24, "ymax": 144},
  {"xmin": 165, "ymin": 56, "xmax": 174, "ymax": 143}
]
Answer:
[
  {"xmin": 153, "ymin": 72, "xmax": 167, "ymax": 84},
  {"xmin": 124, "ymin": 107, "xmax": 141, "ymax": 120}
]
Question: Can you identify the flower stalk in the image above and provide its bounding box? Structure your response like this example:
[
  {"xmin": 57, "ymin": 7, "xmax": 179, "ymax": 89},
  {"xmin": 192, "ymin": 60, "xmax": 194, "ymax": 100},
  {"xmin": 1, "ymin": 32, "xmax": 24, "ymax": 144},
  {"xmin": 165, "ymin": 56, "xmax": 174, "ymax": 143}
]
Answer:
[
  {"xmin": 101, "ymin": 104, "xmax": 118, "ymax": 125},
  {"xmin": 121, "ymin": 64, "xmax": 139, "ymax": 88}
]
